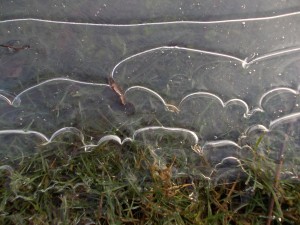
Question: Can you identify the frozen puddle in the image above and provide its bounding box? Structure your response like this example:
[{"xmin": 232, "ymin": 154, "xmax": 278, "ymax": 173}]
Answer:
[{"xmin": 1, "ymin": 9, "xmax": 300, "ymax": 181}]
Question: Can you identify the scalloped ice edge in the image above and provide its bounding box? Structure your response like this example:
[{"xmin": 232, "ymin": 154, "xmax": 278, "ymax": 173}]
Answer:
[
  {"xmin": 0, "ymin": 115, "xmax": 299, "ymax": 153},
  {"xmin": 0, "ymin": 78, "xmax": 299, "ymax": 119}
]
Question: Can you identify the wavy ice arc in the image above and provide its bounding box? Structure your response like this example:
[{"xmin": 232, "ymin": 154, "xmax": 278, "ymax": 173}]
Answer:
[
  {"xmin": 132, "ymin": 126, "xmax": 199, "ymax": 144},
  {"xmin": 1, "ymin": 11, "xmax": 300, "ymax": 26},
  {"xmin": 125, "ymin": 86, "xmax": 170, "ymax": 111},
  {"xmin": 179, "ymin": 92, "xmax": 252, "ymax": 117},
  {"xmin": 0, "ymin": 123, "xmax": 299, "ymax": 179},
  {"xmin": 0, "ymin": 126, "xmax": 200, "ymax": 151},
  {"xmin": 0, "ymin": 78, "xmax": 110, "ymax": 106},
  {"xmin": 0, "ymin": 127, "xmax": 85, "ymax": 145},
  {"xmin": 269, "ymin": 112, "xmax": 300, "ymax": 130},
  {"xmin": 0, "ymin": 76, "xmax": 299, "ymax": 123},
  {"xmin": 244, "ymin": 112, "xmax": 300, "ymax": 135},
  {"xmin": 202, "ymin": 140, "xmax": 241, "ymax": 150},
  {"xmin": 258, "ymin": 87, "xmax": 299, "ymax": 108},
  {"xmin": 111, "ymin": 46, "xmax": 300, "ymax": 77}
]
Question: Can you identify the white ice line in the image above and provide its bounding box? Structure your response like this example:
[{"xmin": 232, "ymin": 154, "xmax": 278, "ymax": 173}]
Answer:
[
  {"xmin": 179, "ymin": 91, "xmax": 252, "ymax": 115},
  {"xmin": 0, "ymin": 94, "xmax": 12, "ymax": 105},
  {"xmin": 11, "ymin": 78, "xmax": 109, "ymax": 106},
  {"xmin": 111, "ymin": 46, "xmax": 300, "ymax": 78},
  {"xmin": 1, "ymin": 11, "xmax": 300, "ymax": 26},
  {"xmin": 0, "ymin": 127, "xmax": 87, "ymax": 145},
  {"xmin": 0, "ymin": 129, "xmax": 49, "ymax": 142},
  {"xmin": 125, "ymin": 86, "xmax": 168, "ymax": 105},
  {"xmin": 258, "ymin": 87, "xmax": 299, "ymax": 108},
  {"xmin": 0, "ymin": 126, "xmax": 199, "ymax": 149},
  {"xmin": 269, "ymin": 112, "xmax": 300, "ymax": 130},
  {"xmin": 133, "ymin": 126, "xmax": 199, "ymax": 144},
  {"xmin": 179, "ymin": 92, "xmax": 225, "ymax": 107},
  {"xmin": 251, "ymin": 47, "xmax": 300, "ymax": 64},
  {"xmin": 245, "ymin": 112, "xmax": 300, "ymax": 133},
  {"xmin": 111, "ymin": 46, "xmax": 244, "ymax": 77},
  {"xmin": 203, "ymin": 140, "xmax": 241, "ymax": 149}
]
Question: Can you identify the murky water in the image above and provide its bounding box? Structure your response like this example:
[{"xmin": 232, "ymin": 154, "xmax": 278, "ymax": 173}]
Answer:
[{"xmin": 1, "ymin": 1, "xmax": 300, "ymax": 181}]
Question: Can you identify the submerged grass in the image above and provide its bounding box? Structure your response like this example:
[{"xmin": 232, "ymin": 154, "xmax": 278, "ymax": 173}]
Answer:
[{"xmin": 0, "ymin": 140, "xmax": 299, "ymax": 225}]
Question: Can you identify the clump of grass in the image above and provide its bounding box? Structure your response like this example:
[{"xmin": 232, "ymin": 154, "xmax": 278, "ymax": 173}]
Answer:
[{"xmin": 0, "ymin": 140, "xmax": 299, "ymax": 224}]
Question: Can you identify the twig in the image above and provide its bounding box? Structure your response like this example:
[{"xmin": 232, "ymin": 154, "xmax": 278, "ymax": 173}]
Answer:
[
  {"xmin": 107, "ymin": 77, "xmax": 126, "ymax": 105},
  {"xmin": 0, "ymin": 44, "xmax": 30, "ymax": 51}
]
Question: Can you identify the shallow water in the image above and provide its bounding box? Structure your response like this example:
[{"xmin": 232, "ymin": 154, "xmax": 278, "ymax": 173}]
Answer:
[{"xmin": 1, "ymin": 0, "xmax": 300, "ymax": 181}]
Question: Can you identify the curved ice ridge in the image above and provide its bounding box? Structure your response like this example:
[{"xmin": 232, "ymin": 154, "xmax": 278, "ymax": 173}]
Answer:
[
  {"xmin": 202, "ymin": 140, "xmax": 240, "ymax": 150},
  {"xmin": 132, "ymin": 126, "xmax": 199, "ymax": 143},
  {"xmin": 126, "ymin": 85, "xmax": 300, "ymax": 117},
  {"xmin": 0, "ymin": 126, "xmax": 199, "ymax": 150},
  {"xmin": 1, "ymin": 78, "xmax": 298, "ymax": 120},
  {"xmin": 0, "ymin": 78, "xmax": 109, "ymax": 106},
  {"xmin": 214, "ymin": 157, "xmax": 244, "ymax": 170},
  {"xmin": 84, "ymin": 126, "xmax": 199, "ymax": 150},
  {"xmin": 0, "ymin": 165, "xmax": 14, "ymax": 175},
  {"xmin": 111, "ymin": 46, "xmax": 300, "ymax": 75},
  {"xmin": 258, "ymin": 87, "xmax": 299, "ymax": 108},
  {"xmin": 245, "ymin": 112, "xmax": 300, "ymax": 135},
  {"xmin": 179, "ymin": 92, "xmax": 254, "ymax": 117},
  {"xmin": 0, "ymin": 127, "xmax": 85, "ymax": 144},
  {"xmin": 0, "ymin": 114, "xmax": 296, "ymax": 152},
  {"xmin": 0, "ymin": 126, "xmax": 246, "ymax": 170},
  {"xmin": 1, "ymin": 11, "xmax": 300, "ymax": 26}
]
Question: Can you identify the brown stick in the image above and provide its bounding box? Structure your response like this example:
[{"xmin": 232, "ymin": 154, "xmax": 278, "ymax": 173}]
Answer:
[
  {"xmin": 0, "ymin": 44, "xmax": 30, "ymax": 51},
  {"xmin": 107, "ymin": 77, "xmax": 126, "ymax": 105}
]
